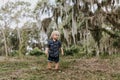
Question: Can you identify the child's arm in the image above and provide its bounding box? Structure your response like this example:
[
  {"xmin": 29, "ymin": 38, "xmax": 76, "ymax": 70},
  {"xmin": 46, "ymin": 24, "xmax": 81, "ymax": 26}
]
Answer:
[
  {"xmin": 61, "ymin": 47, "xmax": 64, "ymax": 56},
  {"xmin": 45, "ymin": 48, "xmax": 49, "ymax": 57}
]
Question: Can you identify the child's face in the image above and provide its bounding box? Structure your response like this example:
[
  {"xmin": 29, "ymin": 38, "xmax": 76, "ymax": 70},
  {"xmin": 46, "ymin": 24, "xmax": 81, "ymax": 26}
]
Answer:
[{"xmin": 53, "ymin": 34, "xmax": 59, "ymax": 40}]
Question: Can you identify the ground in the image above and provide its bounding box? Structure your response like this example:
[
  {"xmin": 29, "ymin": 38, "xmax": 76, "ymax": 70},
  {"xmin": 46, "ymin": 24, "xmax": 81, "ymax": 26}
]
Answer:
[{"xmin": 0, "ymin": 55, "xmax": 120, "ymax": 80}]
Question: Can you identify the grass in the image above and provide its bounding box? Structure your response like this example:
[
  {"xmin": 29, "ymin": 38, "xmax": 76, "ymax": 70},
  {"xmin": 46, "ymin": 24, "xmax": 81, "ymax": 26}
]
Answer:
[{"xmin": 0, "ymin": 55, "xmax": 120, "ymax": 80}]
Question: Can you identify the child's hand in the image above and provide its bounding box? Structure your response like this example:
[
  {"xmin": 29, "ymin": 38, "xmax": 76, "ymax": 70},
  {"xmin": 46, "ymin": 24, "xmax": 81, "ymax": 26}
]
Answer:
[
  {"xmin": 61, "ymin": 52, "xmax": 64, "ymax": 56},
  {"xmin": 61, "ymin": 48, "xmax": 64, "ymax": 56},
  {"xmin": 45, "ymin": 48, "xmax": 49, "ymax": 57},
  {"xmin": 45, "ymin": 52, "xmax": 48, "ymax": 57}
]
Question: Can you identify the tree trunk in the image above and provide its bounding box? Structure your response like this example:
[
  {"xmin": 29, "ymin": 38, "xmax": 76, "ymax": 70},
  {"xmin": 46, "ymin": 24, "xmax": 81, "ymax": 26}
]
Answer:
[
  {"xmin": 1, "ymin": 28, "xmax": 8, "ymax": 56},
  {"xmin": 17, "ymin": 27, "xmax": 22, "ymax": 57},
  {"xmin": 86, "ymin": 20, "xmax": 89, "ymax": 54}
]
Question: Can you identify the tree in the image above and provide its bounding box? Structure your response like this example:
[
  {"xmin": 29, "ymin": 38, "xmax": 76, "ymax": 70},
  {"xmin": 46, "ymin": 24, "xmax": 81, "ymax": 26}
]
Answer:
[
  {"xmin": 0, "ymin": 0, "xmax": 120, "ymax": 56},
  {"xmin": 34, "ymin": 0, "xmax": 120, "ymax": 55},
  {"xmin": 0, "ymin": 1, "xmax": 35, "ymax": 56}
]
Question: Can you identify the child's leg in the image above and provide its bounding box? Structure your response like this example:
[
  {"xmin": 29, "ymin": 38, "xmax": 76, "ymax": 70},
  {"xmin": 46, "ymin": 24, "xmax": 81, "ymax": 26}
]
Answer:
[
  {"xmin": 47, "ymin": 62, "xmax": 52, "ymax": 69},
  {"xmin": 55, "ymin": 62, "xmax": 59, "ymax": 70}
]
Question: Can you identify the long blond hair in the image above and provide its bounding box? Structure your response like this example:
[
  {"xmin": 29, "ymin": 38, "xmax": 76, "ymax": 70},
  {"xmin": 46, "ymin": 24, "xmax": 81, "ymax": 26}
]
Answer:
[{"xmin": 50, "ymin": 31, "xmax": 60, "ymax": 39}]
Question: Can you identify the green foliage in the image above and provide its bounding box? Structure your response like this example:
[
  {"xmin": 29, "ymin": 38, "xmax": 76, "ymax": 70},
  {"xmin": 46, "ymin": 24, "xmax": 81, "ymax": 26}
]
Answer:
[
  {"xmin": 99, "ymin": 52, "xmax": 109, "ymax": 59},
  {"xmin": 84, "ymin": 49, "xmax": 98, "ymax": 58},
  {"xmin": 19, "ymin": 29, "xmax": 29, "ymax": 55},
  {"xmin": 64, "ymin": 45, "xmax": 80, "ymax": 56},
  {"xmin": 9, "ymin": 50, "xmax": 19, "ymax": 57},
  {"xmin": 90, "ymin": 28, "xmax": 102, "ymax": 47},
  {"xmin": 73, "ymin": 52, "xmax": 86, "ymax": 58},
  {"xmin": 99, "ymin": 52, "xmax": 120, "ymax": 59},
  {"xmin": 0, "ymin": 0, "xmax": 120, "ymax": 57},
  {"xmin": 113, "ymin": 38, "xmax": 120, "ymax": 48},
  {"xmin": 9, "ymin": 30, "xmax": 19, "ymax": 50},
  {"xmin": 29, "ymin": 47, "xmax": 44, "ymax": 56}
]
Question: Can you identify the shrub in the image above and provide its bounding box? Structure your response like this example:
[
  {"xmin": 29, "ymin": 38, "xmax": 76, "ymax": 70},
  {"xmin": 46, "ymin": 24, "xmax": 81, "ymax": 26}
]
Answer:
[
  {"xmin": 64, "ymin": 45, "xmax": 80, "ymax": 56},
  {"xmin": 113, "ymin": 38, "xmax": 120, "ymax": 48},
  {"xmin": 9, "ymin": 50, "xmax": 19, "ymax": 56},
  {"xmin": 73, "ymin": 52, "xmax": 86, "ymax": 58},
  {"xmin": 29, "ymin": 47, "xmax": 44, "ymax": 56},
  {"xmin": 99, "ymin": 52, "xmax": 110, "ymax": 59}
]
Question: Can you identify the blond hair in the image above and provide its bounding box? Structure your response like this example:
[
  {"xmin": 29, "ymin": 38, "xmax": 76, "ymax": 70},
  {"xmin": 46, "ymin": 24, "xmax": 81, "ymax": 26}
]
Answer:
[{"xmin": 50, "ymin": 31, "xmax": 60, "ymax": 39}]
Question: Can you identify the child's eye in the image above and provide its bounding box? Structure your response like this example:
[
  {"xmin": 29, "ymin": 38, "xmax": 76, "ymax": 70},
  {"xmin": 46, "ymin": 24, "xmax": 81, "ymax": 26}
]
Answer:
[{"xmin": 56, "ymin": 34, "xmax": 59, "ymax": 36}]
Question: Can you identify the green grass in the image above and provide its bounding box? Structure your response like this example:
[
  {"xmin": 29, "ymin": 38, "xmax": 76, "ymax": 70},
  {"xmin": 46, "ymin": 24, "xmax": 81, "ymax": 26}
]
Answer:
[
  {"xmin": 0, "ymin": 55, "xmax": 120, "ymax": 80},
  {"xmin": 111, "ymin": 73, "xmax": 120, "ymax": 80}
]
